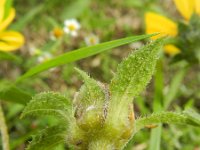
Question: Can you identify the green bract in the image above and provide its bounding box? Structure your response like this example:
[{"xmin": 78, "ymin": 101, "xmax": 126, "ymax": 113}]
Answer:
[
  {"xmin": 174, "ymin": 14, "xmax": 200, "ymax": 64},
  {"xmin": 21, "ymin": 39, "xmax": 200, "ymax": 150}
]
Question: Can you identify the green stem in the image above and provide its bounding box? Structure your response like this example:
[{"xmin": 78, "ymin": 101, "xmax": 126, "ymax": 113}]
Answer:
[{"xmin": 0, "ymin": 103, "xmax": 10, "ymax": 150}]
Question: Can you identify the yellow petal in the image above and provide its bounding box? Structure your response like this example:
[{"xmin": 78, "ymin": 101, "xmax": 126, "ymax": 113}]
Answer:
[
  {"xmin": 0, "ymin": 0, "xmax": 6, "ymax": 23},
  {"xmin": 173, "ymin": 0, "xmax": 195, "ymax": 20},
  {"xmin": 0, "ymin": 8, "xmax": 15, "ymax": 32},
  {"xmin": 164, "ymin": 44, "xmax": 181, "ymax": 56},
  {"xmin": 0, "ymin": 31, "xmax": 25, "ymax": 51},
  {"xmin": 145, "ymin": 12, "xmax": 178, "ymax": 40},
  {"xmin": 195, "ymin": 0, "xmax": 200, "ymax": 15}
]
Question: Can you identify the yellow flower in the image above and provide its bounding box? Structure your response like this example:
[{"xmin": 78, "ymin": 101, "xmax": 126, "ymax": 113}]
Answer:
[
  {"xmin": 0, "ymin": 0, "xmax": 24, "ymax": 51},
  {"xmin": 145, "ymin": 0, "xmax": 200, "ymax": 56}
]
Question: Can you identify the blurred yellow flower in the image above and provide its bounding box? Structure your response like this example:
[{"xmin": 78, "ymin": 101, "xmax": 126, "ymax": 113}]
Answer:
[
  {"xmin": 145, "ymin": 0, "xmax": 200, "ymax": 56},
  {"xmin": 0, "ymin": 0, "xmax": 24, "ymax": 51},
  {"xmin": 50, "ymin": 27, "xmax": 64, "ymax": 40}
]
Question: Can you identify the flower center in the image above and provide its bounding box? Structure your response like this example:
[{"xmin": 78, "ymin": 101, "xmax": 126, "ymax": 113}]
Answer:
[
  {"xmin": 89, "ymin": 38, "xmax": 96, "ymax": 44},
  {"xmin": 53, "ymin": 28, "xmax": 63, "ymax": 38},
  {"xmin": 68, "ymin": 24, "xmax": 76, "ymax": 31}
]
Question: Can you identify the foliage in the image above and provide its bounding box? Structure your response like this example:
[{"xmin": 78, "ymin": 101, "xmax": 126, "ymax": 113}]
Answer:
[{"xmin": 21, "ymin": 39, "xmax": 200, "ymax": 150}]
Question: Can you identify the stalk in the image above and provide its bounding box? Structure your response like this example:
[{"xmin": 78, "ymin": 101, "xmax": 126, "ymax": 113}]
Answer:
[{"xmin": 0, "ymin": 102, "xmax": 10, "ymax": 150}]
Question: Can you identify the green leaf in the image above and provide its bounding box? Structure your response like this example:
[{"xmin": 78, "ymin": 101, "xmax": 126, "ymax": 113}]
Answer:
[
  {"xmin": 74, "ymin": 68, "xmax": 107, "ymax": 130},
  {"xmin": 149, "ymin": 124, "xmax": 162, "ymax": 150},
  {"xmin": 183, "ymin": 109, "xmax": 200, "ymax": 126},
  {"xmin": 10, "ymin": 4, "xmax": 44, "ymax": 31},
  {"xmin": 149, "ymin": 60, "xmax": 164, "ymax": 150},
  {"xmin": 75, "ymin": 68, "xmax": 105, "ymax": 107},
  {"xmin": 26, "ymin": 125, "xmax": 66, "ymax": 150},
  {"xmin": 21, "ymin": 92, "xmax": 73, "ymax": 122},
  {"xmin": 61, "ymin": 0, "xmax": 91, "ymax": 19},
  {"xmin": 110, "ymin": 39, "xmax": 163, "ymax": 103},
  {"xmin": 10, "ymin": 130, "xmax": 37, "ymax": 150},
  {"xmin": 135, "ymin": 111, "xmax": 200, "ymax": 133},
  {"xmin": 0, "ymin": 80, "xmax": 32, "ymax": 104},
  {"xmin": 164, "ymin": 67, "xmax": 187, "ymax": 109},
  {"xmin": 0, "ymin": 51, "xmax": 22, "ymax": 63},
  {"xmin": 4, "ymin": 0, "xmax": 13, "ymax": 19},
  {"xmin": 16, "ymin": 34, "xmax": 157, "ymax": 83}
]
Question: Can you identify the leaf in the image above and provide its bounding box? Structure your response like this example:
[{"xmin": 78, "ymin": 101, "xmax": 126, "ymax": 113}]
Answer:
[
  {"xmin": 164, "ymin": 68, "xmax": 187, "ymax": 109},
  {"xmin": 10, "ymin": 4, "xmax": 44, "ymax": 31},
  {"xmin": 21, "ymin": 92, "xmax": 73, "ymax": 122},
  {"xmin": 110, "ymin": 39, "xmax": 163, "ymax": 103},
  {"xmin": 74, "ymin": 68, "xmax": 107, "ymax": 130},
  {"xmin": 149, "ymin": 60, "xmax": 164, "ymax": 150},
  {"xmin": 61, "ymin": 0, "xmax": 91, "ymax": 20},
  {"xmin": 16, "ymin": 34, "xmax": 157, "ymax": 83},
  {"xmin": 135, "ymin": 111, "xmax": 200, "ymax": 133},
  {"xmin": 183, "ymin": 109, "xmax": 200, "ymax": 126},
  {"xmin": 4, "ymin": 0, "xmax": 13, "ymax": 19},
  {"xmin": 0, "ymin": 51, "xmax": 22, "ymax": 63},
  {"xmin": 0, "ymin": 80, "xmax": 32, "ymax": 104},
  {"xmin": 26, "ymin": 125, "xmax": 67, "ymax": 150},
  {"xmin": 149, "ymin": 124, "xmax": 162, "ymax": 150},
  {"xmin": 75, "ymin": 68, "xmax": 105, "ymax": 107}
]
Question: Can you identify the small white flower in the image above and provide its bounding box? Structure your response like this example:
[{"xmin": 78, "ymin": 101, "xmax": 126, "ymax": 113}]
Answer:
[
  {"xmin": 63, "ymin": 19, "xmax": 81, "ymax": 37},
  {"xmin": 84, "ymin": 34, "xmax": 99, "ymax": 46},
  {"xmin": 28, "ymin": 46, "xmax": 41, "ymax": 56},
  {"xmin": 37, "ymin": 52, "xmax": 52, "ymax": 63}
]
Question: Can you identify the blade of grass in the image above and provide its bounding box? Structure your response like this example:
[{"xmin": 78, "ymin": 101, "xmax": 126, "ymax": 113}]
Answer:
[
  {"xmin": 0, "ymin": 51, "xmax": 22, "ymax": 63},
  {"xmin": 4, "ymin": 0, "xmax": 13, "ymax": 19},
  {"xmin": 164, "ymin": 67, "xmax": 188, "ymax": 109},
  {"xmin": 10, "ymin": 4, "xmax": 44, "ymax": 31},
  {"xmin": 61, "ymin": 0, "xmax": 91, "ymax": 19},
  {"xmin": 16, "ymin": 33, "xmax": 157, "ymax": 83},
  {"xmin": 0, "ymin": 80, "xmax": 32, "ymax": 104},
  {"xmin": 149, "ymin": 59, "xmax": 164, "ymax": 150}
]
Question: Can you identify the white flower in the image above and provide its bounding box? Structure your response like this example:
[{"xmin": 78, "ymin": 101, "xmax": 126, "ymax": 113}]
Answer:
[
  {"xmin": 63, "ymin": 19, "xmax": 81, "ymax": 37},
  {"xmin": 84, "ymin": 34, "xmax": 99, "ymax": 46},
  {"xmin": 28, "ymin": 46, "xmax": 41, "ymax": 56},
  {"xmin": 37, "ymin": 52, "xmax": 52, "ymax": 63},
  {"xmin": 50, "ymin": 27, "xmax": 64, "ymax": 40}
]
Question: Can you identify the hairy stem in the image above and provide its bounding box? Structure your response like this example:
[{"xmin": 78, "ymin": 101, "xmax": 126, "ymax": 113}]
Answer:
[{"xmin": 0, "ymin": 103, "xmax": 10, "ymax": 150}]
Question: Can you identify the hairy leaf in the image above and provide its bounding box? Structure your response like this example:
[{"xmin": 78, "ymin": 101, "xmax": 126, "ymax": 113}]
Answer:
[
  {"xmin": 21, "ymin": 92, "xmax": 73, "ymax": 122},
  {"xmin": 26, "ymin": 125, "xmax": 66, "ymax": 150},
  {"xmin": 75, "ymin": 68, "xmax": 108, "ymax": 130},
  {"xmin": 75, "ymin": 68, "xmax": 106, "ymax": 107},
  {"xmin": 135, "ymin": 111, "xmax": 200, "ymax": 133},
  {"xmin": 110, "ymin": 39, "xmax": 163, "ymax": 103}
]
